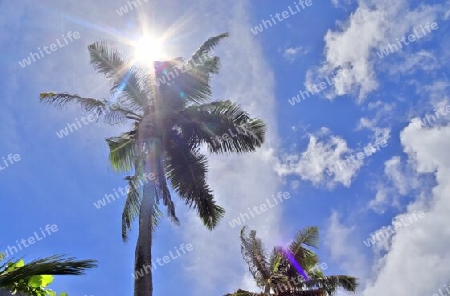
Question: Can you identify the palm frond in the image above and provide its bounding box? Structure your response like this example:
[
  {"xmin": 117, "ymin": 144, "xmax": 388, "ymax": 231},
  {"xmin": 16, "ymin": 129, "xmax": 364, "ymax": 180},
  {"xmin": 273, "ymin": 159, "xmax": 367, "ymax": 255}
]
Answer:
[
  {"xmin": 113, "ymin": 67, "xmax": 150, "ymax": 112},
  {"xmin": 156, "ymin": 156, "xmax": 179, "ymax": 225},
  {"xmin": 157, "ymin": 59, "xmax": 214, "ymax": 105},
  {"xmin": 155, "ymin": 33, "xmax": 228, "ymax": 105},
  {"xmin": 240, "ymin": 227, "xmax": 271, "ymax": 288},
  {"xmin": 88, "ymin": 41, "xmax": 127, "ymax": 80},
  {"xmin": 180, "ymin": 100, "xmax": 265, "ymax": 153},
  {"xmin": 88, "ymin": 42, "xmax": 150, "ymax": 110},
  {"xmin": 122, "ymin": 174, "xmax": 143, "ymax": 242},
  {"xmin": 121, "ymin": 153, "xmax": 168, "ymax": 242},
  {"xmin": 0, "ymin": 255, "xmax": 97, "ymax": 287},
  {"xmin": 304, "ymin": 275, "xmax": 358, "ymax": 294},
  {"xmin": 287, "ymin": 227, "xmax": 320, "ymax": 271},
  {"xmin": 189, "ymin": 33, "xmax": 229, "ymax": 64},
  {"xmin": 284, "ymin": 290, "xmax": 326, "ymax": 296},
  {"xmin": 290, "ymin": 227, "xmax": 320, "ymax": 250},
  {"xmin": 224, "ymin": 289, "xmax": 261, "ymax": 296},
  {"xmin": 230, "ymin": 226, "xmax": 359, "ymax": 296},
  {"xmin": 40, "ymin": 92, "xmax": 138, "ymax": 124},
  {"xmin": 106, "ymin": 130, "xmax": 137, "ymax": 172},
  {"xmin": 164, "ymin": 131, "xmax": 224, "ymax": 229}
]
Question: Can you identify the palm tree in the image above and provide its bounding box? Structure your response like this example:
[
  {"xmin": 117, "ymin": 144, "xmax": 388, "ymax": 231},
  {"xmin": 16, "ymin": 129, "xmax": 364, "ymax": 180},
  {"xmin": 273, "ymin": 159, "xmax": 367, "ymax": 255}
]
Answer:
[
  {"xmin": 226, "ymin": 226, "xmax": 358, "ymax": 296},
  {"xmin": 0, "ymin": 254, "xmax": 97, "ymax": 296},
  {"xmin": 40, "ymin": 33, "xmax": 265, "ymax": 296}
]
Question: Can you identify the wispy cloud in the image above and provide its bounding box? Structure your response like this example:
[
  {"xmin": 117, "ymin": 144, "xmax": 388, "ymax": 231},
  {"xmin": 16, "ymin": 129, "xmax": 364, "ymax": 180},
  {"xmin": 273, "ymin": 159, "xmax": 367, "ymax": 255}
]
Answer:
[{"xmin": 174, "ymin": 1, "xmax": 281, "ymax": 295}]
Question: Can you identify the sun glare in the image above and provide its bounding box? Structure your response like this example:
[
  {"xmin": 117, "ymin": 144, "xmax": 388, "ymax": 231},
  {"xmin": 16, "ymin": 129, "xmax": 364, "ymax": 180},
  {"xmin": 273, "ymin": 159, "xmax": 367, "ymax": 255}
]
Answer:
[{"xmin": 133, "ymin": 36, "xmax": 165, "ymax": 65}]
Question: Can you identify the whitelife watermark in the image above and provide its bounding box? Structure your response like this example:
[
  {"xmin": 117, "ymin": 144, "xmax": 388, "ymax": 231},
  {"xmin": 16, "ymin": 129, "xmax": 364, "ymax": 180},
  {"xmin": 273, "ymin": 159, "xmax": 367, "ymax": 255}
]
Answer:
[
  {"xmin": 288, "ymin": 68, "xmax": 351, "ymax": 106},
  {"xmin": 413, "ymin": 104, "xmax": 450, "ymax": 129},
  {"xmin": 377, "ymin": 22, "xmax": 439, "ymax": 58},
  {"xmin": 0, "ymin": 153, "xmax": 21, "ymax": 172},
  {"xmin": 251, "ymin": 0, "xmax": 313, "ymax": 35},
  {"xmin": 55, "ymin": 102, "xmax": 121, "ymax": 139},
  {"xmin": 154, "ymin": 50, "xmax": 215, "ymax": 87},
  {"xmin": 132, "ymin": 243, "xmax": 193, "ymax": 279},
  {"xmin": 93, "ymin": 172, "xmax": 156, "ymax": 209},
  {"xmin": 228, "ymin": 192, "xmax": 291, "ymax": 228},
  {"xmin": 18, "ymin": 31, "xmax": 81, "ymax": 68},
  {"xmin": 427, "ymin": 282, "xmax": 450, "ymax": 296},
  {"xmin": 208, "ymin": 123, "xmax": 262, "ymax": 150},
  {"xmin": 1, "ymin": 224, "xmax": 59, "ymax": 259},
  {"xmin": 115, "ymin": 0, "xmax": 149, "ymax": 16},
  {"xmin": 325, "ymin": 139, "xmax": 388, "ymax": 177},
  {"xmin": 271, "ymin": 262, "xmax": 328, "ymax": 295},
  {"xmin": 363, "ymin": 211, "xmax": 425, "ymax": 247}
]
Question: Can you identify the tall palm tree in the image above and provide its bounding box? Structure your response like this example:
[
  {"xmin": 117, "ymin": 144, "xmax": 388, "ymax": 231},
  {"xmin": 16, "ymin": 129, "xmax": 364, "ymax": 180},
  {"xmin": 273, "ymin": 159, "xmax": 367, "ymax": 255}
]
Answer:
[
  {"xmin": 40, "ymin": 33, "xmax": 265, "ymax": 296},
  {"xmin": 226, "ymin": 226, "xmax": 358, "ymax": 296},
  {"xmin": 0, "ymin": 254, "xmax": 97, "ymax": 296}
]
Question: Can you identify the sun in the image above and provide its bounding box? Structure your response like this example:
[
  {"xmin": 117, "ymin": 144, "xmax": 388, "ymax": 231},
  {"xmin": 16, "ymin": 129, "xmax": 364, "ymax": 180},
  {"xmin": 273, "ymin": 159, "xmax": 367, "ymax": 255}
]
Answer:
[{"xmin": 133, "ymin": 35, "xmax": 166, "ymax": 65}]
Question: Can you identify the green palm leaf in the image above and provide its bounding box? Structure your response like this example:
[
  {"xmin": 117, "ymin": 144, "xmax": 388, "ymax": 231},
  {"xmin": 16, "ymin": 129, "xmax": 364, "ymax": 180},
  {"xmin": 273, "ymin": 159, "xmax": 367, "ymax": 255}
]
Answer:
[
  {"xmin": 232, "ymin": 227, "xmax": 358, "ymax": 296},
  {"xmin": 106, "ymin": 130, "xmax": 137, "ymax": 172},
  {"xmin": 0, "ymin": 255, "xmax": 96, "ymax": 287},
  {"xmin": 165, "ymin": 131, "xmax": 224, "ymax": 229},
  {"xmin": 180, "ymin": 100, "xmax": 265, "ymax": 153}
]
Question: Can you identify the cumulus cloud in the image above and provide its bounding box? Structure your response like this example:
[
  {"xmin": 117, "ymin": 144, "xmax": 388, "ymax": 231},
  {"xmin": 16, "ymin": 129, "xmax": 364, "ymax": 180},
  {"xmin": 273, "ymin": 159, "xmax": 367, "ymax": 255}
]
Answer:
[
  {"xmin": 324, "ymin": 212, "xmax": 369, "ymax": 284},
  {"xmin": 362, "ymin": 122, "xmax": 450, "ymax": 295},
  {"xmin": 275, "ymin": 128, "xmax": 365, "ymax": 189},
  {"xmin": 307, "ymin": 0, "xmax": 448, "ymax": 101},
  {"xmin": 368, "ymin": 155, "xmax": 424, "ymax": 212}
]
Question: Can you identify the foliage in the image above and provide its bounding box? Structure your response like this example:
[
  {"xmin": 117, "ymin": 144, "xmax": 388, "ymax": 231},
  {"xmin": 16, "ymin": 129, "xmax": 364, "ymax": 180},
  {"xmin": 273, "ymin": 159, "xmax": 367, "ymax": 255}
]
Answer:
[
  {"xmin": 0, "ymin": 254, "xmax": 96, "ymax": 296},
  {"xmin": 40, "ymin": 32, "xmax": 266, "ymax": 296},
  {"xmin": 226, "ymin": 226, "xmax": 358, "ymax": 296}
]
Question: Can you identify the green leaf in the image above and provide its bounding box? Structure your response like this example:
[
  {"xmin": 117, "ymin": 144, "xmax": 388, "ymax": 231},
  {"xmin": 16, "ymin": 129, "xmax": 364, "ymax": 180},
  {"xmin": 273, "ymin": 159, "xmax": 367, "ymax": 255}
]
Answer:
[
  {"xmin": 15, "ymin": 259, "xmax": 25, "ymax": 268},
  {"xmin": 28, "ymin": 274, "xmax": 54, "ymax": 287},
  {"xmin": 6, "ymin": 259, "xmax": 25, "ymax": 272}
]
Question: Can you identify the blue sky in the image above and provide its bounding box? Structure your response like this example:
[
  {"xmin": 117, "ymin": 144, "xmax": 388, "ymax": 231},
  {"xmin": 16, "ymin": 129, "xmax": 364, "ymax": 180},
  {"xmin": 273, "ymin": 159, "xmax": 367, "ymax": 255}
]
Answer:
[{"xmin": 1, "ymin": 0, "xmax": 450, "ymax": 295}]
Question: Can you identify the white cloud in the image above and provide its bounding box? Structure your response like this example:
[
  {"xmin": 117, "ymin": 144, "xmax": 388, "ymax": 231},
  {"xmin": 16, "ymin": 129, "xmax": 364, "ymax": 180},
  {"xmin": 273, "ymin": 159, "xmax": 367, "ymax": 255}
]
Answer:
[
  {"xmin": 361, "ymin": 123, "xmax": 450, "ymax": 295},
  {"xmin": 368, "ymin": 185, "xmax": 390, "ymax": 214},
  {"xmin": 368, "ymin": 155, "xmax": 423, "ymax": 212},
  {"xmin": 325, "ymin": 212, "xmax": 369, "ymax": 283},
  {"xmin": 307, "ymin": 0, "xmax": 447, "ymax": 101},
  {"xmin": 282, "ymin": 46, "xmax": 307, "ymax": 61},
  {"xmin": 177, "ymin": 2, "xmax": 282, "ymax": 295},
  {"xmin": 384, "ymin": 157, "xmax": 411, "ymax": 195},
  {"xmin": 385, "ymin": 50, "xmax": 440, "ymax": 75},
  {"xmin": 331, "ymin": 0, "xmax": 353, "ymax": 8},
  {"xmin": 275, "ymin": 128, "xmax": 364, "ymax": 189}
]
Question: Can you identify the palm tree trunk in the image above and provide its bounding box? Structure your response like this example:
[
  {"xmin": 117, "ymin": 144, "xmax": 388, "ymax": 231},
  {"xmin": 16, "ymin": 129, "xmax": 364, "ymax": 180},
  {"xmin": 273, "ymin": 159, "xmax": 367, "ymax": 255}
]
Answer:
[
  {"xmin": 134, "ymin": 62, "xmax": 164, "ymax": 296},
  {"xmin": 134, "ymin": 162, "xmax": 156, "ymax": 296},
  {"xmin": 134, "ymin": 136, "xmax": 157, "ymax": 296}
]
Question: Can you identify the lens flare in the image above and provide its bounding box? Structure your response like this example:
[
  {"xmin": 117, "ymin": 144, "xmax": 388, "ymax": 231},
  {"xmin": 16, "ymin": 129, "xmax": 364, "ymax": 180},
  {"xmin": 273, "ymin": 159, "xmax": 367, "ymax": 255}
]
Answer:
[
  {"xmin": 133, "ymin": 35, "xmax": 165, "ymax": 65},
  {"xmin": 281, "ymin": 248, "xmax": 309, "ymax": 281}
]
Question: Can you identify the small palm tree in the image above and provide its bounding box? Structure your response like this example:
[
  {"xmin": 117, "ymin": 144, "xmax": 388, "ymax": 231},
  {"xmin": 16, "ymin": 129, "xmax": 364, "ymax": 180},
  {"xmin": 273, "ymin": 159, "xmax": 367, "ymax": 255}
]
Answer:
[
  {"xmin": 40, "ymin": 33, "xmax": 265, "ymax": 296},
  {"xmin": 226, "ymin": 226, "xmax": 358, "ymax": 296},
  {"xmin": 0, "ymin": 254, "xmax": 97, "ymax": 296}
]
